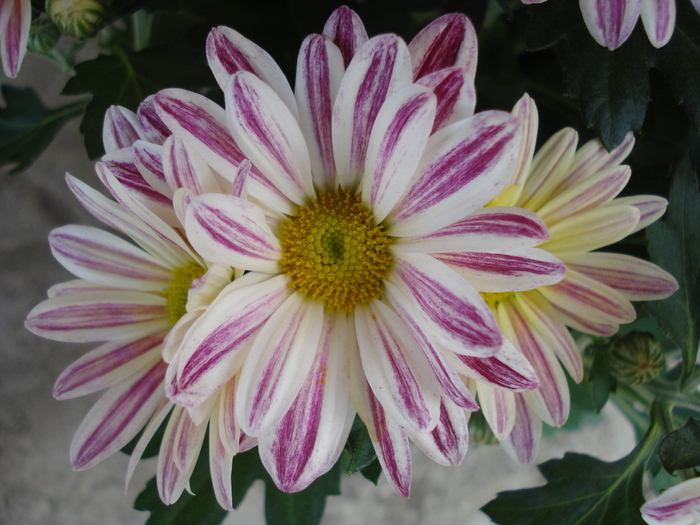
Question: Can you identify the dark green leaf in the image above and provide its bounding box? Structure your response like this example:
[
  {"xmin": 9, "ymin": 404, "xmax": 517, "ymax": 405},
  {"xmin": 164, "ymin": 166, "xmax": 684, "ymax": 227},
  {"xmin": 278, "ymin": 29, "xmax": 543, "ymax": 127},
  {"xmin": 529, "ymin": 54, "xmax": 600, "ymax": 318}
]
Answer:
[
  {"xmin": 526, "ymin": 0, "xmax": 700, "ymax": 150},
  {"xmin": 589, "ymin": 343, "xmax": 616, "ymax": 413},
  {"xmin": 482, "ymin": 401, "xmax": 665, "ymax": 525},
  {"xmin": 0, "ymin": 85, "xmax": 86, "ymax": 174},
  {"xmin": 62, "ymin": 45, "xmax": 212, "ymax": 158},
  {"xmin": 659, "ymin": 418, "xmax": 700, "ymax": 473},
  {"xmin": 360, "ymin": 459, "xmax": 382, "ymax": 485},
  {"xmin": 344, "ymin": 417, "xmax": 378, "ymax": 475},
  {"xmin": 644, "ymin": 157, "xmax": 700, "ymax": 382},
  {"xmin": 134, "ymin": 443, "xmax": 228, "ymax": 525}
]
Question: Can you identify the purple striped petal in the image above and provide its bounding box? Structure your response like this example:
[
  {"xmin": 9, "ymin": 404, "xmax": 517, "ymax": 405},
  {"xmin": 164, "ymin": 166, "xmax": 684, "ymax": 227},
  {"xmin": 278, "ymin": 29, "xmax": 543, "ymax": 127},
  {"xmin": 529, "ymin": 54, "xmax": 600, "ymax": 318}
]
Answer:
[
  {"xmin": 392, "ymin": 253, "xmax": 502, "ymax": 356},
  {"xmin": 385, "ymin": 281, "xmax": 479, "ymax": 410},
  {"xmin": 580, "ymin": 0, "xmax": 642, "ymax": 50},
  {"xmin": 557, "ymin": 310, "xmax": 620, "ymax": 337},
  {"xmin": 225, "ymin": 72, "xmax": 315, "ymax": 205},
  {"xmin": 615, "ymin": 194, "xmax": 668, "ymax": 233},
  {"xmin": 417, "ymin": 67, "xmax": 476, "ymax": 134},
  {"xmin": 209, "ymin": 402, "xmax": 234, "ymax": 510},
  {"xmin": 125, "ymin": 400, "xmax": 171, "ymax": 490},
  {"xmin": 501, "ymin": 394, "xmax": 542, "ymax": 464},
  {"xmin": 435, "ymin": 248, "xmax": 566, "ymax": 293},
  {"xmin": 185, "ymin": 193, "xmax": 281, "ymax": 272},
  {"xmin": 70, "ymin": 360, "xmax": 166, "ymax": 470},
  {"xmin": 509, "ymin": 94, "xmax": 539, "ymax": 193},
  {"xmin": 54, "ymin": 330, "xmax": 167, "ymax": 399},
  {"xmin": 163, "ymin": 135, "xmax": 222, "ymax": 195},
  {"xmin": 171, "ymin": 273, "xmax": 288, "ymax": 406},
  {"xmin": 409, "ymin": 398, "xmax": 469, "ymax": 466},
  {"xmin": 356, "ymin": 301, "xmax": 441, "ymax": 433},
  {"xmin": 564, "ymin": 252, "xmax": 678, "ymax": 301},
  {"xmin": 49, "ymin": 224, "xmax": 172, "ymax": 291},
  {"xmin": 362, "ymin": 84, "xmax": 436, "ymax": 222},
  {"xmin": 137, "ymin": 95, "xmax": 170, "ymax": 144},
  {"xmin": 103, "ymin": 106, "xmax": 143, "ymax": 153},
  {"xmin": 133, "ymin": 141, "xmax": 171, "ymax": 198},
  {"xmin": 295, "ymin": 34, "xmax": 344, "ymax": 191},
  {"xmin": 409, "ymin": 13, "xmax": 478, "ymax": 81},
  {"xmin": 476, "ymin": 383, "xmax": 515, "ymax": 440},
  {"xmin": 236, "ymin": 292, "xmax": 325, "ymax": 436},
  {"xmin": 231, "ymin": 160, "xmax": 251, "ymax": 199},
  {"xmin": 453, "ymin": 336, "xmax": 540, "ymax": 392},
  {"xmin": 322, "ymin": 6, "xmax": 368, "ymax": 67},
  {"xmin": 641, "ymin": 0, "xmax": 676, "ymax": 47},
  {"xmin": 0, "ymin": 0, "xmax": 30, "ymax": 78},
  {"xmin": 258, "ymin": 314, "xmax": 351, "ymax": 492},
  {"xmin": 394, "ymin": 207, "xmax": 549, "ymax": 254},
  {"xmin": 218, "ymin": 377, "xmax": 241, "ymax": 455},
  {"xmin": 540, "ymin": 269, "xmax": 637, "ymax": 325},
  {"xmin": 389, "ymin": 110, "xmax": 520, "ymax": 237},
  {"xmin": 206, "ymin": 25, "xmax": 298, "ymax": 115},
  {"xmin": 47, "ymin": 279, "xmax": 113, "ymax": 298},
  {"xmin": 25, "ymin": 290, "xmax": 169, "ymax": 343},
  {"xmin": 332, "ymin": 34, "xmax": 412, "ymax": 190},
  {"xmin": 641, "ymin": 477, "xmax": 700, "ymax": 525},
  {"xmin": 172, "ymin": 405, "xmax": 209, "ymax": 473}
]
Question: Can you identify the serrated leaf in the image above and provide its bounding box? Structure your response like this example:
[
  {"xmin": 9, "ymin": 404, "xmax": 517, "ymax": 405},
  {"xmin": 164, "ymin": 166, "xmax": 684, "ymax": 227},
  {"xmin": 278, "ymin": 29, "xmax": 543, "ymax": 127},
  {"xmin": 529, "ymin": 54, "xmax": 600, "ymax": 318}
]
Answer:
[
  {"xmin": 62, "ymin": 45, "xmax": 212, "ymax": 158},
  {"xmin": 659, "ymin": 418, "xmax": 700, "ymax": 474},
  {"xmin": 344, "ymin": 417, "xmax": 378, "ymax": 475},
  {"xmin": 526, "ymin": 0, "xmax": 700, "ymax": 150},
  {"xmin": 644, "ymin": 157, "xmax": 700, "ymax": 381},
  {"xmin": 134, "ymin": 443, "xmax": 228, "ymax": 525},
  {"xmin": 482, "ymin": 401, "xmax": 665, "ymax": 525},
  {"xmin": 589, "ymin": 343, "xmax": 617, "ymax": 413},
  {"xmin": 0, "ymin": 85, "xmax": 86, "ymax": 174}
]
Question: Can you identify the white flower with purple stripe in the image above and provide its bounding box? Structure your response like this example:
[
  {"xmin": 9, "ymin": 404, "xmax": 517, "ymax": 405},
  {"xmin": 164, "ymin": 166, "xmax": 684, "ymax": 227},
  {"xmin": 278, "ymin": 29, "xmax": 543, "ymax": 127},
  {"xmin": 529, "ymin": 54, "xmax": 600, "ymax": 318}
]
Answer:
[{"xmin": 641, "ymin": 477, "xmax": 700, "ymax": 524}]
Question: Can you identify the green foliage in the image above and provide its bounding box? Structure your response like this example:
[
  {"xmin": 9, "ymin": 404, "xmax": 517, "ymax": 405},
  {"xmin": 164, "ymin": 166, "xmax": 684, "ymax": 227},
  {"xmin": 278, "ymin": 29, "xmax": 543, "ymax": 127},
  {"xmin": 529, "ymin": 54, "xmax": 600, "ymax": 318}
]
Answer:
[
  {"xmin": 62, "ymin": 45, "xmax": 212, "ymax": 158},
  {"xmin": 482, "ymin": 402, "xmax": 665, "ymax": 525},
  {"xmin": 526, "ymin": 0, "xmax": 700, "ymax": 150},
  {"xmin": 344, "ymin": 416, "xmax": 377, "ymax": 475},
  {"xmin": 588, "ymin": 343, "xmax": 617, "ymax": 413},
  {"xmin": 644, "ymin": 158, "xmax": 700, "ymax": 383},
  {"xmin": 0, "ymin": 85, "xmax": 86, "ymax": 174},
  {"xmin": 659, "ymin": 418, "xmax": 700, "ymax": 474}
]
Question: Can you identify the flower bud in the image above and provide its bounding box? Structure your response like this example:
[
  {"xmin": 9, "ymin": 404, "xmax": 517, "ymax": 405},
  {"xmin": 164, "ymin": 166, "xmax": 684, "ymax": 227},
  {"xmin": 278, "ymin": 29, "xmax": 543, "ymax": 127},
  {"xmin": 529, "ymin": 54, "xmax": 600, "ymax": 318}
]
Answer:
[
  {"xmin": 609, "ymin": 331, "xmax": 664, "ymax": 385},
  {"xmin": 46, "ymin": 0, "xmax": 108, "ymax": 39},
  {"xmin": 28, "ymin": 19, "xmax": 61, "ymax": 53},
  {"xmin": 468, "ymin": 410, "xmax": 499, "ymax": 445}
]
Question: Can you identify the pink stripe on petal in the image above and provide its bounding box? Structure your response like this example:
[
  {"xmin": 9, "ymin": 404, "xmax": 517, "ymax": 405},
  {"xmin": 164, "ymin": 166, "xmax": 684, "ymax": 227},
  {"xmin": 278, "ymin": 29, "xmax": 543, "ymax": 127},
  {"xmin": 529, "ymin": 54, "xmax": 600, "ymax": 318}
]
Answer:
[
  {"xmin": 209, "ymin": 403, "xmax": 234, "ymax": 511},
  {"xmin": 47, "ymin": 279, "xmax": 113, "ymax": 298},
  {"xmin": 133, "ymin": 141, "xmax": 172, "ymax": 198},
  {"xmin": 322, "ymin": 6, "xmax": 368, "ymax": 67},
  {"xmin": 172, "ymin": 404, "xmax": 208, "ymax": 473},
  {"xmin": 231, "ymin": 159, "xmax": 251, "ymax": 199},
  {"xmin": 409, "ymin": 398, "xmax": 469, "ymax": 466},
  {"xmin": 392, "ymin": 253, "xmax": 502, "ymax": 356},
  {"xmin": 218, "ymin": 378, "xmax": 241, "ymax": 455},
  {"xmin": 417, "ymin": 67, "xmax": 475, "ymax": 134},
  {"xmin": 641, "ymin": 477, "xmax": 700, "ymax": 524},
  {"xmin": 641, "ymin": 0, "xmax": 676, "ymax": 48},
  {"xmin": 163, "ymin": 135, "xmax": 221, "ymax": 196},
  {"xmin": 70, "ymin": 360, "xmax": 166, "ymax": 470},
  {"xmin": 0, "ymin": 0, "xmax": 30, "ymax": 78},
  {"xmin": 103, "ymin": 106, "xmax": 143, "ymax": 153},
  {"xmin": 476, "ymin": 383, "xmax": 515, "ymax": 440},
  {"xmin": 510, "ymin": 94, "xmax": 539, "ymax": 193},
  {"xmin": 137, "ymin": 95, "xmax": 170, "ymax": 144},
  {"xmin": 409, "ymin": 13, "xmax": 478, "ymax": 81},
  {"xmin": 614, "ymin": 194, "xmax": 667, "ymax": 233},
  {"xmin": 501, "ymin": 394, "xmax": 542, "ymax": 464},
  {"xmin": 580, "ymin": 0, "xmax": 642, "ymax": 50},
  {"xmin": 333, "ymin": 34, "xmax": 412, "ymax": 190}
]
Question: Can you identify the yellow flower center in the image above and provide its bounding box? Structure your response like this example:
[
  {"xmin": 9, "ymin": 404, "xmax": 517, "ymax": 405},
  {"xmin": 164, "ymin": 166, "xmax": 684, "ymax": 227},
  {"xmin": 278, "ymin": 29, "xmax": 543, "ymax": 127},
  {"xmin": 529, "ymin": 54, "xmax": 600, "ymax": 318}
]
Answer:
[
  {"xmin": 480, "ymin": 291, "xmax": 514, "ymax": 309},
  {"xmin": 278, "ymin": 191, "xmax": 393, "ymax": 312},
  {"xmin": 163, "ymin": 264, "xmax": 207, "ymax": 324}
]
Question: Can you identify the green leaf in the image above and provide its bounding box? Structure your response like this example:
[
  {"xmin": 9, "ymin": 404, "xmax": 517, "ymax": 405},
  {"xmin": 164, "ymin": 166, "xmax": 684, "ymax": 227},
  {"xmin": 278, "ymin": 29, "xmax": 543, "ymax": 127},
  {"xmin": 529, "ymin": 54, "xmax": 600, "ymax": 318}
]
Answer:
[
  {"xmin": 0, "ymin": 85, "xmax": 86, "ymax": 174},
  {"xmin": 659, "ymin": 418, "xmax": 700, "ymax": 474},
  {"xmin": 62, "ymin": 45, "xmax": 212, "ymax": 158},
  {"xmin": 526, "ymin": 0, "xmax": 700, "ymax": 150},
  {"xmin": 482, "ymin": 401, "xmax": 665, "ymax": 525},
  {"xmin": 344, "ymin": 416, "xmax": 378, "ymax": 475},
  {"xmin": 231, "ymin": 448, "xmax": 342, "ymax": 525},
  {"xmin": 359, "ymin": 459, "xmax": 382, "ymax": 485},
  {"xmin": 588, "ymin": 343, "xmax": 617, "ymax": 413},
  {"xmin": 134, "ymin": 443, "xmax": 228, "ymax": 525},
  {"xmin": 644, "ymin": 157, "xmax": 700, "ymax": 382}
]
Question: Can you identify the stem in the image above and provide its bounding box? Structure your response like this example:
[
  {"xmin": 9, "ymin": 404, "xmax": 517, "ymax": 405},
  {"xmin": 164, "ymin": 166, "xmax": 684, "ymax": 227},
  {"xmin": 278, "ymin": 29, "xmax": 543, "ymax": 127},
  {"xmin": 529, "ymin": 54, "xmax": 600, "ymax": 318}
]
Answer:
[{"xmin": 131, "ymin": 10, "xmax": 154, "ymax": 52}]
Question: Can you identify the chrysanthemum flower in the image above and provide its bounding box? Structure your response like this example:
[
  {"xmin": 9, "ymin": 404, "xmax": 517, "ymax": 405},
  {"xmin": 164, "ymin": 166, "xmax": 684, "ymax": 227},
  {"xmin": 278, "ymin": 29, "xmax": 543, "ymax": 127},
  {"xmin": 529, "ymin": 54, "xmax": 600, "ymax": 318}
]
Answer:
[
  {"xmin": 157, "ymin": 8, "xmax": 565, "ymax": 497},
  {"xmin": 0, "ymin": 0, "xmax": 31, "ymax": 77},
  {"xmin": 477, "ymin": 94, "xmax": 678, "ymax": 463},
  {"xmin": 641, "ymin": 477, "xmax": 700, "ymax": 524},
  {"xmin": 523, "ymin": 0, "xmax": 700, "ymax": 49}
]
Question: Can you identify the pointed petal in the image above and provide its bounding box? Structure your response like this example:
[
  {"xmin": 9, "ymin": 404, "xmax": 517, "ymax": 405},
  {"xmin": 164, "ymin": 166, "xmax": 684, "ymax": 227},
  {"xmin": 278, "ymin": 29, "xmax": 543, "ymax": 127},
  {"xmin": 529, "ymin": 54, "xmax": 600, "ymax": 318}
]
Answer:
[
  {"xmin": 362, "ymin": 84, "xmax": 436, "ymax": 222},
  {"xmin": 103, "ymin": 106, "xmax": 144, "ymax": 153},
  {"xmin": 409, "ymin": 398, "xmax": 469, "ymax": 466},
  {"xmin": 172, "ymin": 405, "xmax": 209, "ymax": 473},
  {"xmin": 333, "ymin": 34, "xmax": 412, "ymax": 190},
  {"xmin": 641, "ymin": 0, "xmax": 676, "ymax": 48},
  {"xmin": 564, "ymin": 252, "xmax": 678, "ymax": 301},
  {"xmin": 125, "ymin": 400, "xmax": 171, "ymax": 490},
  {"xmin": 137, "ymin": 95, "xmax": 170, "ymax": 144},
  {"xmin": 391, "ymin": 253, "xmax": 502, "ymax": 356},
  {"xmin": 389, "ymin": 111, "xmax": 520, "ymax": 237},
  {"xmin": 25, "ymin": 290, "xmax": 168, "ymax": 343},
  {"xmin": 476, "ymin": 382, "xmax": 516, "ymax": 440},
  {"xmin": 295, "ymin": 34, "xmax": 344, "ymax": 191},
  {"xmin": 218, "ymin": 377, "xmax": 241, "ymax": 455},
  {"xmin": 580, "ymin": 0, "xmax": 642, "ymax": 50},
  {"xmin": 47, "ymin": 279, "xmax": 113, "ymax": 298},
  {"xmin": 509, "ymin": 94, "xmax": 539, "ymax": 193},
  {"xmin": 162, "ymin": 135, "xmax": 222, "ymax": 195},
  {"xmin": 641, "ymin": 477, "xmax": 700, "ymax": 525},
  {"xmin": 236, "ymin": 292, "xmax": 325, "ymax": 436},
  {"xmin": 259, "ymin": 314, "xmax": 351, "ymax": 492},
  {"xmin": 49, "ymin": 225, "xmax": 171, "ymax": 291},
  {"xmin": 54, "ymin": 331, "xmax": 166, "ymax": 399},
  {"xmin": 500, "ymin": 394, "xmax": 542, "ymax": 464},
  {"xmin": 614, "ymin": 195, "xmax": 667, "ymax": 233},
  {"xmin": 133, "ymin": 141, "xmax": 171, "ymax": 198},
  {"xmin": 226, "ymin": 72, "xmax": 315, "ymax": 205},
  {"xmin": 435, "ymin": 248, "xmax": 566, "ymax": 293},
  {"xmin": 322, "ymin": 6, "xmax": 368, "ymax": 67},
  {"xmin": 206, "ymin": 25, "xmax": 297, "ymax": 115},
  {"xmin": 557, "ymin": 307, "xmax": 620, "ymax": 337},
  {"xmin": 417, "ymin": 67, "xmax": 476, "ymax": 134},
  {"xmin": 409, "ymin": 13, "xmax": 478, "ymax": 80},
  {"xmin": 0, "ymin": 0, "xmax": 30, "ymax": 78},
  {"xmin": 185, "ymin": 193, "xmax": 281, "ymax": 272},
  {"xmin": 70, "ymin": 360, "xmax": 166, "ymax": 470},
  {"xmin": 209, "ymin": 402, "xmax": 234, "ymax": 511}
]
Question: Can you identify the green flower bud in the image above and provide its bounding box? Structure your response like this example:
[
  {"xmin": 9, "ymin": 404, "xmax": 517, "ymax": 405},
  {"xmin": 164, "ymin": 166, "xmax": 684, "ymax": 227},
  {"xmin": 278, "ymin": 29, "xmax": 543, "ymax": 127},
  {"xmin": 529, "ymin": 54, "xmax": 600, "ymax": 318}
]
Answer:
[
  {"xmin": 46, "ymin": 0, "xmax": 108, "ymax": 39},
  {"xmin": 28, "ymin": 18, "xmax": 61, "ymax": 53},
  {"xmin": 468, "ymin": 410, "xmax": 499, "ymax": 445},
  {"xmin": 610, "ymin": 331, "xmax": 664, "ymax": 385}
]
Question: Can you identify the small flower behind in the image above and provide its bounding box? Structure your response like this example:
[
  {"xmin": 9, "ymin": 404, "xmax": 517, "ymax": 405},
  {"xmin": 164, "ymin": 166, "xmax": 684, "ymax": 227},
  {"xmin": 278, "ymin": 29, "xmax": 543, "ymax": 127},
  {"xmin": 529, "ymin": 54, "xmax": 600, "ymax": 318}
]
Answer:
[
  {"xmin": 641, "ymin": 477, "xmax": 700, "ymax": 524},
  {"xmin": 0, "ymin": 0, "xmax": 31, "ymax": 77}
]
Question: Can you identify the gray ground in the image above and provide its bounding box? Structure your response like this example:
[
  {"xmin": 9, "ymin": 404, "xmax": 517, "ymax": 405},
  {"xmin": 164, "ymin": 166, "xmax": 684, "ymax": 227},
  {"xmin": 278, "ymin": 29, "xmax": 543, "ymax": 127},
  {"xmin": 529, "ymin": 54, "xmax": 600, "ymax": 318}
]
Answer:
[{"xmin": 1, "ymin": 55, "xmax": 635, "ymax": 525}]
